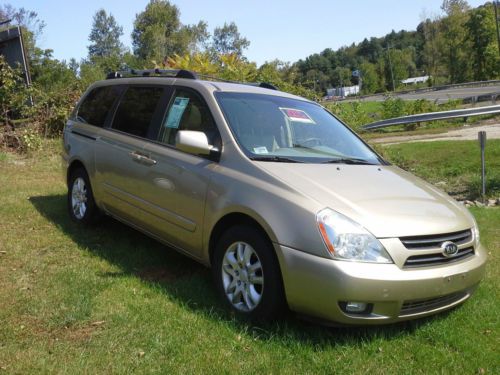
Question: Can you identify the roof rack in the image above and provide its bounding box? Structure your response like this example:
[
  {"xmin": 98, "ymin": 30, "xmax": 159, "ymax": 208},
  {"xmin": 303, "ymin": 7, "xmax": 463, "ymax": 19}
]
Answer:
[
  {"xmin": 105, "ymin": 69, "xmax": 278, "ymax": 91},
  {"xmin": 197, "ymin": 74, "xmax": 278, "ymax": 91},
  {"xmin": 245, "ymin": 82, "xmax": 278, "ymax": 90},
  {"xmin": 106, "ymin": 69, "xmax": 197, "ymax": 80}
]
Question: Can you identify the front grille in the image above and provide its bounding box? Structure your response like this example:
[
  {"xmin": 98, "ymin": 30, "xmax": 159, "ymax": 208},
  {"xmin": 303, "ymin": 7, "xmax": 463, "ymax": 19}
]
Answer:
[
  {"xmin": 400, "ymin": 291, "xmax": 468, "ymax": 316},
  {"xmin": 404, "ymin": 246, "xmax": 475, "ymax": 268},
  {"xmin": 400, "ymin": 229, "xmax": 472, "ymax": 250}
]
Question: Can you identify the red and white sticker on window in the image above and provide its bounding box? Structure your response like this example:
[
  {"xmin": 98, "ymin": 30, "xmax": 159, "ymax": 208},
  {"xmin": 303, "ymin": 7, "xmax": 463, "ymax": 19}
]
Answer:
[{"xmin": 280, "ymin": 107, "xmax": 316, "ymax": 124}]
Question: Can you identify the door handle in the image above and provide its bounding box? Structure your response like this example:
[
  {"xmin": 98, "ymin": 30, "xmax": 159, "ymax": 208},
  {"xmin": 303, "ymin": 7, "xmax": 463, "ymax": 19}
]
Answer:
[
  {"xmin": 129, "ymin": 151, "xmax": 142, "ymax": 162},
  {"xmin": 129, "ymin": 151, "xmax": 157, "ymax": 166},
  {"xmin": 141, "ymin": 156, "xmax": 157, "ymax": 166}
]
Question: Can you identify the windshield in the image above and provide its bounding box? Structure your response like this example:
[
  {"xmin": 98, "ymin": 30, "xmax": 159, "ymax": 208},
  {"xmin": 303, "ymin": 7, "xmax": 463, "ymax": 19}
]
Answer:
[{"xmin": 215, "ymin": 92, "xmax": 383, "ymax": 164}]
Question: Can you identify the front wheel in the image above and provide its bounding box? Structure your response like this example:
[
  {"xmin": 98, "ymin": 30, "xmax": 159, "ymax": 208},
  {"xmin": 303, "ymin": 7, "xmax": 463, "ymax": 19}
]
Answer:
[{"xmin": 213, "ymin": 225, "xmax": 286, "ymax": 321}]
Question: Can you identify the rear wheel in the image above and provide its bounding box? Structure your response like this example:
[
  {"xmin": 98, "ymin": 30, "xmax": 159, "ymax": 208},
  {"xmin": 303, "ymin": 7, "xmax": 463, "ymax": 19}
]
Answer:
[
  {"xmin": 213, "ymin": 225, "xmax": 285, "ymax": 321},
  {"xmin": 67, "ymin": 168, "xmax": 100, "ymax": 225}
]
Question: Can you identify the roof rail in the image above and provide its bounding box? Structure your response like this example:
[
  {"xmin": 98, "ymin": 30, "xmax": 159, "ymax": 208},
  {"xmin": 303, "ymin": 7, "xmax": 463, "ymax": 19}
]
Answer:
[
  {"xmin": 106, "ymin": 69, "xmax": 197, "ymax": 80},
  {"xmin": 246, "ymin": 82, "xmax": 278, "ymax": 91},
  {"xmin": 105, "ymin": 69, "xmax": 278, "ymax": 90},
  {"xmin": 197, "ymin": 74, "xmax": 278, "ymax": 91}
]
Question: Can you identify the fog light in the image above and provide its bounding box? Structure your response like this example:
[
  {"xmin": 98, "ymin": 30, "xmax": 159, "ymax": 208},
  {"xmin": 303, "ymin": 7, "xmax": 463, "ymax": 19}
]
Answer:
[
  {"xmin": 339, "ymin": 301, "xmax": 373, "ymax": 314},
  {"xmin": 346, "ymin": 302, "xmax": 367, "ymax": 312}
]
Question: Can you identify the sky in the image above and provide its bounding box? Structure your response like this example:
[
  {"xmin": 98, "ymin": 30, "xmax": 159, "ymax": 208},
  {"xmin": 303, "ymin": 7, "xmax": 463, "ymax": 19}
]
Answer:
[{"xmin": 9, "ymin": 0, "xmax": 490, "ymax": 65}]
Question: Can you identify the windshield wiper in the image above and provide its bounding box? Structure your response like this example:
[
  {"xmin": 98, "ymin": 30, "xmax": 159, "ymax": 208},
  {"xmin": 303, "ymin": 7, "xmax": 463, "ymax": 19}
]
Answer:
[
  {"xmin": 250, "ymin": 155, "xmax": 304, "ymax": 163},
  {"xmin": 322, "ymin": 157, "xmax": 377, "ymax": 165}
]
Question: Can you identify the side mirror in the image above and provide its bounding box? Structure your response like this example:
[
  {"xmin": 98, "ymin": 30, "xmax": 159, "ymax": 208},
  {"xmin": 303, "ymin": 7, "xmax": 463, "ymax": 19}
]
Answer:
[{"xmin": 175, "ymin": 130, "xmax": 217, "ymax": 156}]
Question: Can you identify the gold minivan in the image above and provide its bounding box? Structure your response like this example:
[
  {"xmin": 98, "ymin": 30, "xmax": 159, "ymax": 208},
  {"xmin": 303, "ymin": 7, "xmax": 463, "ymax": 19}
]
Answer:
[{"xmin": 62, "ymin": 69, "xmax": 487, "ymax": 325}]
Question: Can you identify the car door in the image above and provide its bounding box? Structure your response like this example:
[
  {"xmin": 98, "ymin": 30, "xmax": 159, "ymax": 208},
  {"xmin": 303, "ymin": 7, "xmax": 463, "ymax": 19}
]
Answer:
[
  {"xmin": 94, "ymin": 85, "xmax": 172, "ymax": 229},
  {"xmin": 140, "ymin": 87, "xmax": 222, "ymax": 257}
]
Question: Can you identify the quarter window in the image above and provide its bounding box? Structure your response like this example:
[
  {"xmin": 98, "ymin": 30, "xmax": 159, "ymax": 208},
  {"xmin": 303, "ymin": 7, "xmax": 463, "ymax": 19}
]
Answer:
[
  {"xmin": 112, "ymin": 86, "xmax": 164, "ymax": 138},
  {"xmin": 77, "ymin": 86, "xmax": 121, "ymax": 127}
]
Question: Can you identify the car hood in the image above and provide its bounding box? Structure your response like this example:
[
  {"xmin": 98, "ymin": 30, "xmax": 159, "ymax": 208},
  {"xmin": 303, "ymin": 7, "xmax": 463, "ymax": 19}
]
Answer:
[{"xmin": 257, "ymin": 163, "xmax": 473, "ymax": 238}]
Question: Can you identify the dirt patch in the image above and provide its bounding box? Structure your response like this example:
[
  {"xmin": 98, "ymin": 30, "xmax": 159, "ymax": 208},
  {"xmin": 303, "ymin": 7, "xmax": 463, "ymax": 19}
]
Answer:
[
  {"xmin": 59, "ymin": 324, "xmax": 102, "ymax": 342},
  {"xmin": 371, "ymin": 123, "xmax": 500, "ymax": 145}
]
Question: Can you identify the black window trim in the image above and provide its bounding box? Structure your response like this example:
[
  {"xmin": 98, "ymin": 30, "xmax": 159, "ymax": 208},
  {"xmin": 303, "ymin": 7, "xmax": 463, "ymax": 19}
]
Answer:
[
  {"xmin": 92, "ymin": 83, "xmax": 222, "ymax": 162},
  {"xmin": 104, "ymin": 84, "xmax": 173, "ymax": 142},
  {"xmin": 146, "ymin": 85, "xmax": 222, "ymax": 161},
  {"xmin": 74, "ymin": 84, "xmax": 126, "ymax": 128}
]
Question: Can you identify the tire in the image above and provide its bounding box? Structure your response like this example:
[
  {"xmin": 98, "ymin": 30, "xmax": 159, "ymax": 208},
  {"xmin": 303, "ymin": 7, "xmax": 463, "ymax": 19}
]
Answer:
[
  {"xmin": 213, "ymin": 225, "xmax": 286, "ymax": 321},
  {"xmin": 67, "ymin": 168, "xmax": 100, "ymax": 225}
]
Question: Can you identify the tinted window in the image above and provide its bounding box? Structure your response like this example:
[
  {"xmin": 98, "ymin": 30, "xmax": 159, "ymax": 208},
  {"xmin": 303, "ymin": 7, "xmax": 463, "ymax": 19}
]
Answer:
[
  {"xmin": 112, "ymin": 86, "xmax": 164, "ymax": 138},
  {"xmin": 77, "ymin": 86, "xmax": 121, "ymax": 127},
  {"xmin": 159, "ymin": 89, "xmax": 219, "ymax": 148}
]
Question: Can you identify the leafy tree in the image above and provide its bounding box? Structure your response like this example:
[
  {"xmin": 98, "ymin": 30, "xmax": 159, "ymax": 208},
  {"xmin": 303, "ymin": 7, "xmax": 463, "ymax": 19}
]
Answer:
[
  {"xmin": 359, "ymin": 62, "xmax": 379, "ymax": 93},
  {"xmin": 182, "ymin": 21, "xmax": 210, "ymax": 53},
  {"xmin": 165, "ymin": 52, "xmax": 218, "ymax": 75},
  {"xmin": 331, "ymin": 66, "xmax": 351, "ymax": 87},
  {"xmin": 88, "ymin": 9, "xmax": 124, "ymax": 58},
  {"xmin": 440, "ymin": 0, "xmax": 471, "ymax": 83},
  {"xmin": 357, "ymin": 38, "xmax": 382, "ymax": 64},
  {"xmin": 211, "ymin": 22, "xmax": 250, "ymax": 57},
  {"xmin": 29, "ymin": 49, "xmax": 77, "ymax": 92},
  {"xmin": 132, "ymin": 0, "xmax": 207, "ymax": 65},
  {"xmin": 419, "ymin": 17, "xmax": 446, "ymax": 85},
  {"xmin": 466, "ymin": 4, "xmax": 499, "ymax": 81},
  {"xmin": 385, "ymin": 48, "xmax": 416, "ymax": 89}
]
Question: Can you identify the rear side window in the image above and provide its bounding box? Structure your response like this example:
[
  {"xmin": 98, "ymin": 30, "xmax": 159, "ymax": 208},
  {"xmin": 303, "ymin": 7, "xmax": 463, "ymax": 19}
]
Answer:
[
  {"xmin": 111, "ymin": 86, "xmax": 164, "ymax": 138},
  {"xmin": 77, "ymin": 86, "xmax": 121, "ymax": 127}
]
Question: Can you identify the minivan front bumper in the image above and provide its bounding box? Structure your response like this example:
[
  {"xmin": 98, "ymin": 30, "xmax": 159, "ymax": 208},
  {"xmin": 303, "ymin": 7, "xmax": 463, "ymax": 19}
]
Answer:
[{"xmin": 275, "ymin": 243, "xmax": 487, "ymax": 325}]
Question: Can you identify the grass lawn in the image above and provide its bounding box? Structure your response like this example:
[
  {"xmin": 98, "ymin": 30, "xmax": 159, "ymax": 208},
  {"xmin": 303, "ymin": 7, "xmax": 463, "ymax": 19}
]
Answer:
[
  {"xmin": 0, "ymin": 140, "xmax": 498, "ymax": 374},
  {"xmin": 375, "ymin": 139, "xmax": 500, "ymax": 200}
]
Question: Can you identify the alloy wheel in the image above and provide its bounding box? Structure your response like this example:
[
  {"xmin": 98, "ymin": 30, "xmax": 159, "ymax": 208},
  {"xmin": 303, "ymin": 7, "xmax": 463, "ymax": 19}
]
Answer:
[
  {"xmin": 221, "ymin": 241, "xmax": 264, "ymax": 312},
  {"xmin": 71, "ymin": 177, "xmax": 88, "ymax": 220}
]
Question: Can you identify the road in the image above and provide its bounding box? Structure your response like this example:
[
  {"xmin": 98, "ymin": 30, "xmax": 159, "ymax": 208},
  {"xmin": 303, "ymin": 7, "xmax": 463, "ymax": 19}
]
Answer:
[
  {"xmin": 344, "ymin": 84, "xmax": 500, "ymax": 104},
  {"xmin": 370, "ymin": 123, "xmax": 500, "ymax": 145}
]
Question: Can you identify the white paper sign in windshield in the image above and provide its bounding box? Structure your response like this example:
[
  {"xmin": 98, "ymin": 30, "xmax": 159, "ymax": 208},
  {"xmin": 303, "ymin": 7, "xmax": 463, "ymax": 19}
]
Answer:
[{"xmin": 280, "ymin": 107, "xmax": 316, "ymax": 124}]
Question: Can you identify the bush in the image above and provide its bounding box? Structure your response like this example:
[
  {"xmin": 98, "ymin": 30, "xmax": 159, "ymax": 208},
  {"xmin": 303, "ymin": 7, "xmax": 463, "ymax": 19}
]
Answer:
[
  {"xmin": 0, "ymin": 55, "xmax": 83, "ymax": 152},
  {"xmin": 326, "ymin": 101, "xmax": 372, "ymax": 131},
  {"xmin": 381, "ymin": 96, "xmax": 406, "ymax": 119}
]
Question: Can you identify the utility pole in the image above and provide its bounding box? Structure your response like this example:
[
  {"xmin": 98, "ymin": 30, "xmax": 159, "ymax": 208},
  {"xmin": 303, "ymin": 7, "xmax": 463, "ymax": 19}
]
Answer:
[
  {"xmin": 385, "ymin": 45, "xmax": 396, "ymax": 92},
  {"xmin": 494, "ymin": 0, "xmax": 500, "ymax": 56}
]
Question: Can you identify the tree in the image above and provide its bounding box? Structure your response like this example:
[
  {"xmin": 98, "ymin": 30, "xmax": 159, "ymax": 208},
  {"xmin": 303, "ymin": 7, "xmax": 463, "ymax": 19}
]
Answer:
[
  {"xmin": 440, "ymin": 0, "xmax": 472, "ymax": 83},
  {"xmin": 359, "ymin": 62, "xmax": 379, "ymax": 93},
  {"xmin": 211, "ymin": 22, "xmax": 250, "ymax": 57},
  {"xmin": 132, "ymin": 0, "xmax": 207, "ymax": 65},
  {"xmin": 466, "ymin": 4, "xmax": 499, "ymax": 80},
  {"xmin": 331, "ymin": 66, "xmax": 351, "ymax": 87},
  {"xmin": 418, "ymin": 16, "xmax": 447, "ymax": 85},
  {"xmin": 383, "ymin": 48, "xmax": 415, "ymax": 90},
  {"xmin": 88, "ymin": 9, "xmax": 124, "ymax": 58}
]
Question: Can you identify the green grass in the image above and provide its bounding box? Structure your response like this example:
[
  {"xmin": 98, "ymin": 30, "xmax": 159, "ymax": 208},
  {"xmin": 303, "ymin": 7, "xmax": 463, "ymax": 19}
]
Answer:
[
  {"xmin": 0, "ymin": 140, "xmax": 498, "ymax": 374},
  {"xmin": 379, "ymin": 139, "xmax": 500, "ymax": 200}
]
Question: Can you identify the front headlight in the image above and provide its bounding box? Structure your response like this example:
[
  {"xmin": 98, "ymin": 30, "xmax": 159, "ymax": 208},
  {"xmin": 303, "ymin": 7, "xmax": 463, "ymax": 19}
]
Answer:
[{"xmin": 316, "ymin": 208, "xmax": 393, "ymax": 263}]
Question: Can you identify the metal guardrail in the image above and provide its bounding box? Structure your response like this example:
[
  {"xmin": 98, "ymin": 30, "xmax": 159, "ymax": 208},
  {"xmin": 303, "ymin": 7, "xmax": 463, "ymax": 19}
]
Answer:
[
  {"xmin": 462, "ymin": 91, "xmax": 500, "ymax": 105},
  {"xmin": 326, "ymin": 79, "xmax": 500, "ymax": 103},
  {"xmin": 362, "ymin": 104, "xmax": 500, "ymax": 130}
]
